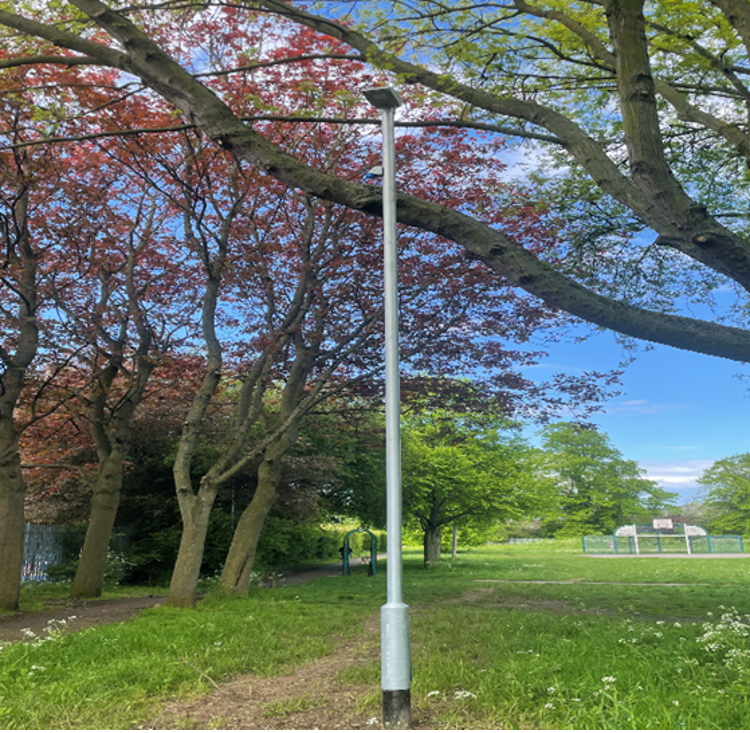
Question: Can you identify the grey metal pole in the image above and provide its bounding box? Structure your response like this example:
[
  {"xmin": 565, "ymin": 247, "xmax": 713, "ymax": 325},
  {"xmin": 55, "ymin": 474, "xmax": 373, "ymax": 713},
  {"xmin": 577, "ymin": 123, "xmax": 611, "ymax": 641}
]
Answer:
[{"xmin": 362, "ymin": 86, "xmax": 411, "ymax": 730}]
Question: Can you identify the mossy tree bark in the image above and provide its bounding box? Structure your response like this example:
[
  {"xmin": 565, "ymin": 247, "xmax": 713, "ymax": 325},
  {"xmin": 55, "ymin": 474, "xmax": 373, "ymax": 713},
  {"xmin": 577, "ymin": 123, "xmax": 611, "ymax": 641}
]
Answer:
[
  {"xmin": 0, "ymin": 447, "xmax": 27, "ymax": 611},
  {"xmin": 216, "ymin": 454, "xmax": 283, "ymax": 594},
  {"xmin": 70, "ymin": 451, "xmax": 125, "ymax": 598}
]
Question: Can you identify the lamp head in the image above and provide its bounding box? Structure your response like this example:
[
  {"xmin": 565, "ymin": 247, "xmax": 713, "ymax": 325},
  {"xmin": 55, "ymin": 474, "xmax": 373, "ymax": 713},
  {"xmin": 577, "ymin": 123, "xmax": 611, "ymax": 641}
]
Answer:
[{"xmin": 362, "ymin": 86, "xmax": 403, "ymax": 110}]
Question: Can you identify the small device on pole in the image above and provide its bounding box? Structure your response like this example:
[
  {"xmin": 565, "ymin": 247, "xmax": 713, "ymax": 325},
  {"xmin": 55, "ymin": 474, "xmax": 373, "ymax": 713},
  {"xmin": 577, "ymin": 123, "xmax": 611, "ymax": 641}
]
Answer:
[{"xmin": 362, "ymin": 85, "xmax": 411, "ymax": 730}]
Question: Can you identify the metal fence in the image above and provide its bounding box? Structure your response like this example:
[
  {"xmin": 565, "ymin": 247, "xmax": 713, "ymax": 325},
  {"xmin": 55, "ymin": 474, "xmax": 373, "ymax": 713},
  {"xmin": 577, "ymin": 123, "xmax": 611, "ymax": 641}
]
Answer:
[
  {"xmin": 582, "ymin": 534, "xmax": 744, "ymax": 554},
  {"xmin": 23, "ymin": 524, "xmax": 64, "ymax": 582}
]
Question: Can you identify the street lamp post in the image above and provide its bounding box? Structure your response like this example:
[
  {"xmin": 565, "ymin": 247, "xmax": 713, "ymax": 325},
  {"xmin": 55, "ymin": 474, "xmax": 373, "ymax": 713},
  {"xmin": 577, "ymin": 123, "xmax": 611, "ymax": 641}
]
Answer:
[{"xmin": 362, "ymin": 86, "xmax": 411, "ymax": 729}]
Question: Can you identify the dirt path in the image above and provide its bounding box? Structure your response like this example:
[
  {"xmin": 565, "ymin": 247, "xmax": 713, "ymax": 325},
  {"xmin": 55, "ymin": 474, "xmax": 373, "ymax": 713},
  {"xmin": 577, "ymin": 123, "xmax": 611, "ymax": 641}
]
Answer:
[
  {"xmin": 146, "ymin": 615, "xmax": 380, "ymax": 731},
  {"xmin": 0, "ymin": 594, "xmax": 168, "ymax": 644},
  {"xmin": 2, "ymin": 557, "xmax": 433, "ymax": 730},
  {"xmin": 0, "ymin": 559, "xmax": 352, "ymax": 644},
  {"xmin": 143, "ymin": 612, "xmax": 438, "ymax": 731}
]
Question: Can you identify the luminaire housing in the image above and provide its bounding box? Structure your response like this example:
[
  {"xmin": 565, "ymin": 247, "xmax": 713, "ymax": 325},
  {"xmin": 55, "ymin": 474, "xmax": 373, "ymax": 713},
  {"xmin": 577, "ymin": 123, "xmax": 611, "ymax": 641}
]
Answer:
[{"xmin": 362, "ymin": 86, "xmax": 403, "ymax": 110}]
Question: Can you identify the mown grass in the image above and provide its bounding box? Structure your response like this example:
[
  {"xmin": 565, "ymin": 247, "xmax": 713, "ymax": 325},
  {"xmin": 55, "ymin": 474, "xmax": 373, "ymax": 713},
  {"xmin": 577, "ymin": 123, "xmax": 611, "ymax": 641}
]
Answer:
[
  {"xmin": 2, "ymin": 540, "xmax": 750, "ymax": 729},
  {"xmin": 404, "ymin": 542, "xmax": 750, "ymax": 729}
]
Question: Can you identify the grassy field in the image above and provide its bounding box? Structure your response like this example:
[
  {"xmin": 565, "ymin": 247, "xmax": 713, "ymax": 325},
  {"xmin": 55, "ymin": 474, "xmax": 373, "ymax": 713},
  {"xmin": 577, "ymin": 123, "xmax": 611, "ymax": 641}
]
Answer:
[{"xmin": 2, "ymin": 539, "xmax": 750, "ymax": 729}]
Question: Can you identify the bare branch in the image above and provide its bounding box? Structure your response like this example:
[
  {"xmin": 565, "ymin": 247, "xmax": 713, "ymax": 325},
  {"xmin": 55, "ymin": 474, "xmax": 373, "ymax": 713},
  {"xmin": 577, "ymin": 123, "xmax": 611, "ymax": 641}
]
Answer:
[
  {"xmin": 0, "ymin": 54, "xmax": 101, "ymax": 70},
  {"xmin": 193, "ymin": 52, "xmax": 365, "ymax": 78}
]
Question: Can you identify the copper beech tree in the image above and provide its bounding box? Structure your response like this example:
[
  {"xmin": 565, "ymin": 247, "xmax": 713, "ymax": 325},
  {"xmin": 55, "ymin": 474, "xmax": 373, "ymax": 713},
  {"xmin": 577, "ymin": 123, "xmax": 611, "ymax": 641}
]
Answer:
[
  {"xmin": 112, "ymin": 24, "xmax": 604, "ymax": 607},
  {"xmin": 5, "ymin": 67, "xmax": 197, "ymax": 604},
  {"xmin": 40, "ymin": 179, "xmax": 192, "ymax": 600},
  {"xmin": 0, "ymin": 89, "xmax": 40, "ymax": 612},
  {"xmin": 0, "ymin": 63, "xmax": 119, "ymax": 609}
]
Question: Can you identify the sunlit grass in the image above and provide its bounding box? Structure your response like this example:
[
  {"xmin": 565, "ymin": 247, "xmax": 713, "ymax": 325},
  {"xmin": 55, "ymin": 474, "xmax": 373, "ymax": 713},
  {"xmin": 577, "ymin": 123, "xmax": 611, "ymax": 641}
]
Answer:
[
  {"xmin": 402, "ymin": 541, "xmax": 750, "ymax": 729},
  {"xmin": 2, "ymin": 540, "xmax": 750, "ymax": 729},
  {"xmin": 409, "ymin": 600, "xmax": 750, "ymax": 729},
  {"xmin": 0, "ymin": 593, "xmax": 368, "ymax": 729}
]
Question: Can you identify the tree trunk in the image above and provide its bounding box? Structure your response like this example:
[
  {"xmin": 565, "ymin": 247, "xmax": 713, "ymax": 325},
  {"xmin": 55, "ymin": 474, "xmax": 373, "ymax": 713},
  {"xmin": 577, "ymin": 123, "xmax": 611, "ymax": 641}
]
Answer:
[
  {"xmin": 168, "ymin": 486, "xmax": 217, "ymax": 607},
  {"xmin": 0, "ymin": 443, "xmax": 26, "ymax": 611},
  {"xmin": 423, "ymin": 525, "xmax": 442, "ymax": 568},
  {"xmin": 451, "ymin": 524, "xmax": 458, "ymax": 558},
  {"xmin": 217, "ymin": 456, "xmax": 281, "ymax": 594},
  {"xmin": 0, "ymin": 184, "xmax": 37, "ymax": 612},
  {"xmin": 70, "ymin": 451, "xmax": 124, "ymax": 598}
]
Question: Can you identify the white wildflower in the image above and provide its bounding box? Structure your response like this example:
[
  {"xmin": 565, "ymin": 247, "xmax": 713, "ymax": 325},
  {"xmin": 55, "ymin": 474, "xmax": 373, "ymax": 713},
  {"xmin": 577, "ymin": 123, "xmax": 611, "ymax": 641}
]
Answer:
[{"xmin": 454, "ymin": 690, "xmax": 476, "ymax": 699}]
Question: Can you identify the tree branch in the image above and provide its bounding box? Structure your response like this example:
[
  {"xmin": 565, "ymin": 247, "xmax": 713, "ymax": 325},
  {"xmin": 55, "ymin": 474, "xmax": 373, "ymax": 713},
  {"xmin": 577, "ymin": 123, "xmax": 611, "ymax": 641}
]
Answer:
[{"xmin": 0, "ymin": 54, "xmax": 102, "ymax": 69}]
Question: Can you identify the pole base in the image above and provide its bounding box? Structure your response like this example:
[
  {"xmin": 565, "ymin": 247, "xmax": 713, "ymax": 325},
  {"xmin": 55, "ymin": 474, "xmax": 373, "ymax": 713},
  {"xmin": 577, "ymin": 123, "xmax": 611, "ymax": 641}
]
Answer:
[{"xmin": 383, "ymin": 688, "xmax": 411, "ymax": 729}]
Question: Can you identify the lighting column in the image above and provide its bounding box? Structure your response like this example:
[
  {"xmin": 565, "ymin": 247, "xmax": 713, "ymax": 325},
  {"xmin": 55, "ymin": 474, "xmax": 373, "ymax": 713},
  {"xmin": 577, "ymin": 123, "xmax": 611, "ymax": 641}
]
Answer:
[{"xmin": 362, "ymin": 85, "xmax": 411, "ymax": 729}]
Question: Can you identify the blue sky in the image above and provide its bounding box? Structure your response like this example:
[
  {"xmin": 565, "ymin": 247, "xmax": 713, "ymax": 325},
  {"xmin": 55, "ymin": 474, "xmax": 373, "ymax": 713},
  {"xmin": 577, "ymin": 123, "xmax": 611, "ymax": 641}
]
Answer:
[{"xmin": 527, "ymin": 328, "xmax": 750, "ymax": 505}]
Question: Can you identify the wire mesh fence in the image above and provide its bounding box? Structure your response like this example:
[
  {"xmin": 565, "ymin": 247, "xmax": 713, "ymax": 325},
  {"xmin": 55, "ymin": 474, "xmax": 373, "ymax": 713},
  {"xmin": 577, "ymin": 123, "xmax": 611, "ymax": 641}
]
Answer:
[
  {"xmin": 23, "ymin": 524, "xmax": 64, "ymax": 582},
  {"xmin": 582, "ymin": 533, "xmax": 744, "ymax": 554}
]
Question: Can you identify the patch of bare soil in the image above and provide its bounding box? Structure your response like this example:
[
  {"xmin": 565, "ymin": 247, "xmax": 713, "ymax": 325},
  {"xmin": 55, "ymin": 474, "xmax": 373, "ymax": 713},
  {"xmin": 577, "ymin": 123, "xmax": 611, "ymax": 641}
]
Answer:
[
  {"xmin": 144, "ymin": 616, "xmax": 439, "ymax": 731},
  {"xmin": 0, "ymin": 594, "xmax": 167, "ymax": 643},
  {"xmin": 455, "ymin": 586, "xmax": 581, "ymax": 616}
]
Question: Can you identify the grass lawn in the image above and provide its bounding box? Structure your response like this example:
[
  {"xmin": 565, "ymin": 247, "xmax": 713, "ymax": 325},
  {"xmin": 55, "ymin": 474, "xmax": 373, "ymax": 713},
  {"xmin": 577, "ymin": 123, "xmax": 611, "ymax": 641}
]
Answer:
[{"xmin": 2, "ymin": 539, "xmax": 750, "ymax": 729}]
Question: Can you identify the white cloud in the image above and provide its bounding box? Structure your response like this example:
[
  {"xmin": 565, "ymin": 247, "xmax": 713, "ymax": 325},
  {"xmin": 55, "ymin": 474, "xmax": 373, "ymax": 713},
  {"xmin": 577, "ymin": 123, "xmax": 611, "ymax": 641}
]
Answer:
[
  {"xmin": 603, "ymin": 399, "xmax": 681, "ymax": 416},
  {"xmin": 639, "ymin": 459, "xmax": 714, "ymax": 491}
]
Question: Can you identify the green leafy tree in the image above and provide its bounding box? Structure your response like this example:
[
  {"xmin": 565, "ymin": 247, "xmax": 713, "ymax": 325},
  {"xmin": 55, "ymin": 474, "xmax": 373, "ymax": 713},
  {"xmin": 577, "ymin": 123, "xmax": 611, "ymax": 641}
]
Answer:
[
  {"xmin": 402, "ymin": 412, "xmax": 540, "ymax": 567},
  {"xmin": 698, "ymin": 454, "xmax": 750, "ymax": 534},
  {"xmin": 305, "ymin": 408, "xmax": 387, "ymax": 528},
  {"xmin": 541, "ymin": 423, "xmax": 677, "ymax": 537}
]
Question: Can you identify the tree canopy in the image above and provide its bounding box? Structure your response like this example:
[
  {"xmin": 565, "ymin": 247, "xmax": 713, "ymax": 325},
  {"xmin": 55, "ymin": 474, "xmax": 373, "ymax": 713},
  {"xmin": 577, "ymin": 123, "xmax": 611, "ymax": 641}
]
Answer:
[
  {"xmin": 541, "ymin": 423, "xmax": 677, "ymax": 536},
  {"xmin": 0, "ymin": 10, "xmax": 621, "ymax": 609},
  {"xmin": 698, "ymin": 453, "xmax": 750, "ymax": 534},
  {"xmin": 401, "ymin": 411, "xmax": 537, "ymax": 566},
  {"xmin": 0, "ymin": 0, "xmax": 748, "ymax": 360}
]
